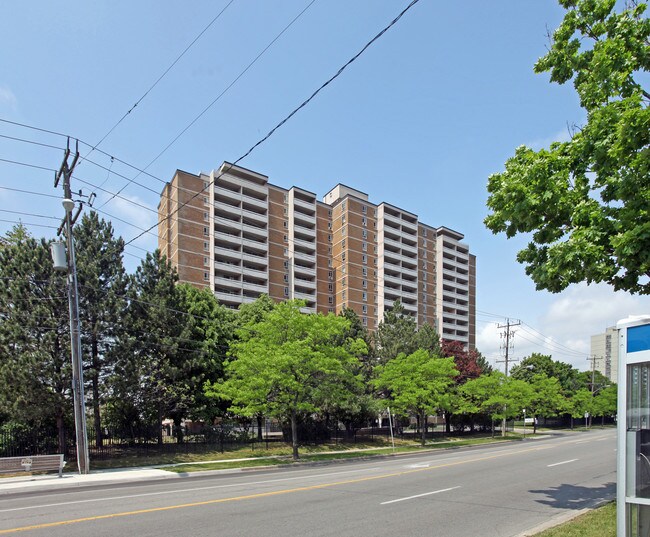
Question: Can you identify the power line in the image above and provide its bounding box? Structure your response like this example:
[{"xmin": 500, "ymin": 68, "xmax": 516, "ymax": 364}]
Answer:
[
  {"xmin": 124, "ymin": 0, "xmax": 422, "ymax": 246},
  {"xmin": 83, "ymin": 0, "xmax": 237, "ymax": 160},
  {"xmin": 0, "ymin": 218, "xmax": 58, "ymax": 230},
  {"xmin": 98, "ymin": 0, "xmax": 319, "ymax": 209},
  {"xmin": 0, "ymin": 209, "xmax": 60, "ymax": 221}
]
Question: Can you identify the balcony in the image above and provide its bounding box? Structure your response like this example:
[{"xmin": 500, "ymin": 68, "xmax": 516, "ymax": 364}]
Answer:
[
  {"xmin": 214, "ymin": 246, "xmax": 241, "ymax": 261},
  {"xmin": 293, "ymin": 197, "xmax": 316, "ymax": 214},
  {"xmin": 293, "ymin": 210, "xmax": 316, "ymax": 227},
  {"xmin": 214, "ymin": 276, "xmax": 241, "ymax": 290},
  {"xmin": 242, "ymin": 281, "xmax": 268, "ymax": 294},
  {"xmin": 214, "ymin": 260, "xmax": 241, "ymax": 276},
  {"xmin": 242, "ymin": 194, "xmax": 267, "ymax": 211},
  {"xmin": 242, "ymin": 237, "xmax": 267, "ymax": 254},
  {"xmin": 214, "ymin": 290, "xmax": 242, "ymax": 305},
  {"xmin": 241, "ymin": 207, "xmax": 267, "ymax": 225},
  {"xmin": 218, "ymin": 174, "xmax": 267, "ymax": 195},
  {"xmin": 242, "ymin": 251, "xmax": 267, "ymax": 265},
  {"xmin": 294, "ymin": 264, "xmax": 316, "ymax": 277},
  {"xmin": 292, "ymin": 250, "xmax": 315, "ymax": 264}
]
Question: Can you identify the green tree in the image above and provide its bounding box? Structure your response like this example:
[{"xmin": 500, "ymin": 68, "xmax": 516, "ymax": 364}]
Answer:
[
  {"xmin": 207, "ymin": 301, "xmax": 366, "ymax": 459},
  {"xmin": 0, "ymin": 228, "xmax": 71, "ymax": 451},
  {"xmin": 375, "ymin": 301, "xmax": 418, "ymax": 364},
  {"xmin": 109, "ymin": 251, "xmax": 186, "ymax": 444},
  {"xmin": 176, "ymin": 284, "xmax": 235, "ymax": 424},
  {"xmin": 375, "ymin": 350, "xmax": 458, "ymax": 445},
  {"xmin": 74, "ymin": 211, "xmax": 127, "ymax": 447},
  {"xmin": 593, "ymin": 384, "xmax": 617, "ymax": 422},
  {"xmin": 458, "ymin": 372, "xmax": 506, "ymax": 434},
  {"xmin": 568, "ymin": 388, "xmax": 595, "ymax": 427},
  {"xmin": 485, "ymin": 0, "xmax": 650, "ymax": 294},
  {"xmin": 527, "ymin": 374, "xmax": 567, "ymax": 432}
]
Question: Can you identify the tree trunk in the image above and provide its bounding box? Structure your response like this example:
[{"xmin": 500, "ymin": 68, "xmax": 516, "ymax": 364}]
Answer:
[
  {"xmin": 420, "ymin": 411, "xmax": 427, "ymax": 446},
  {"xmin": 173, "ymin": 416, "xmax": 184, "ymax": 443},
  {"xmin": 291, "ymin": 410, "xmax": 299, "ymax": 460},
  {"xmin": 157, "ymin": 407, "xmax": 164, "ymax": 446},
  {"xmin": 257, "ymin": 415, "xmax": 263, "ymax": 441},
  {"xmin": 91, "ymin": 333, "xmax": 103, "ymax": 448},
  {"xmin": 445, "ymin": 413, "xmax": 451, "ymax": 435},
  {"xmin": 56, "ymin": 412, "xmax": 66, "ymax": 455}
]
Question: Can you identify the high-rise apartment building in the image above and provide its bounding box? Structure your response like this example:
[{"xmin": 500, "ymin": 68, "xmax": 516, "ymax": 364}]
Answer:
[
  {"xmin": 159, "ymin": 162, "xmax": 476, "ymax": 348},
  {"xmin": 590, "ymin": 326, "xmax": 619, "ymax": 382}
]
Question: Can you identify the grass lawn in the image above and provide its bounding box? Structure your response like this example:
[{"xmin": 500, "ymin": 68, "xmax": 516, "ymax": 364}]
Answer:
[
  {"xmin": 534, "ymin": 502, "xmax": 615, "ymax": 537},
  {"xmin": 82, "ymin": 433, "xmax": 521, "ymax": 472}
]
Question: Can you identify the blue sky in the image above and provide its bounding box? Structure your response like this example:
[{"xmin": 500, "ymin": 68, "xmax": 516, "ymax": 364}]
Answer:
[{"xmin": 1, "ymin": 0, "xmax": 648, "ymax": 371}]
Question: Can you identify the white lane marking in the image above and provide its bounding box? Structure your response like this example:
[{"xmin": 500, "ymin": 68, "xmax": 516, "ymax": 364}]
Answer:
[
  {"xmin": 0, "ymin": 466, "xmax": 380, "ymax": 514},
  {"xmin": 547, "ymin": 459, "xmax": 578, "ymax": 467},
  {"xmin": 380, "ymin": 486, "xmax": 461, "ymax": 505},
  {"xmin": 407, "ymin": 463, "xmax": 431, "ymax": 468}
]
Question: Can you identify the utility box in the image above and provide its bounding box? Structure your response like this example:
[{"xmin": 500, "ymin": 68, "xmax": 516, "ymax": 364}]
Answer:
[
  {"xmin": 617, "ymin": 315, "xmax": 650, "ymax": 536},
  {"xmin": 50, "ymin": 241, "xmax": 67, "ymax": 272}
]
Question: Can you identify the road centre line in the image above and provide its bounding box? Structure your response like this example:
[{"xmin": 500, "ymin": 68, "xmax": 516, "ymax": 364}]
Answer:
[
  {"xmin": 547, "ymin": 459, "xmax": 578, "ymax": 467},
  {"xmin": 0, "ymin": 444, "xmax": 556, "ymax": 534},
  {"xmin": 0, "ymin": 466, "xmax": 382, "ymax": 514},
  {"xmin": 380, "ymin": 486, "xmax": 461, "ymax": 505}
]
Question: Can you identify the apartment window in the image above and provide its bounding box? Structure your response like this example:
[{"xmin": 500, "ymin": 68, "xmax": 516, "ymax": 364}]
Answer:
[
  {"xmin": 374, "ymin": 245, "xmax": 378, "ymax": 253},
  {"xmin": 342, "ymin": 239, "xmax": 346, "ymax": 248},
  {"xmin": 374, "ymin": 259, "xmax": 378, "ymax": 266},
  {"xmin": 203, "ymin": 226, "xmax": 209, "ymax": 237},
  {"xmin": 328, "ymin": 259, "xmax": 332, "ymax": 267},
  {"xmin": 342, "ymin": 290, "xmax": 346, "ymax": 300},
  {"xmin": 328, "ymin": 234, "xmax": 332, "ymax": 242},
  {"xmin": 328, "ymin": 270, "xmax": 333, "ymax": 280},
  {"xmin": 328, "ymin": 246, "xmax": 332, "ymax": 254},
  {"xmin": 362, "ymin": 279, "xmax": 367, "ymax": 289},
  {"xmin": 362, "ymin": 217, "xmax": 367, "ymax": 227},
  {"xmin": 362, "ymin": 292, "xmax": 367, "ymax": 302},
  {"xmin": 342, "ymin": 277, "xmax": 347, "ymax": 287},
  {"xmin": 203, "ymin": 181, "xmax": 209, "ymax": 190},
  {"xmin": 422, "ymin": 294, "xmax": 427, "ymax": 303},
  {"xmin": 423, "ymin": 238, "xmax": 427, "ymax": 247},
  {"xmin": 328, "ymin": 209, "xmax": 332, "ymax": 217},
  {"xmin": 203, "ymin": 272, "xmax": 209, "ymax": 281},
  {"xmin": 373, "ymin": 222, "xmax": 377, "ymax": 229},
  {"xmin": 284, "ymin": 260, "xmax": 289, "ymax": 269},
  {"xmin": 362, "ymin": 267, "xmax": 367, "ymax": 276},
  {"xmin": 328, "ymin": 222, "xmax": 332, "ymax": 230},
  {"xmin": 283, "ymin": 221, "xmax": 288, "ymax": 228},
  {"xmin": 423, "ymin": 272, "xmax": 427, "ymax": 281},
  {"xmin": 342, "ymin": 226, "xmax": 346, "ymax": 237},
  {"xmin": 362, "ymin": 305, "xmax": 368, "ymax": 314},
  {"xmin": 362, "ymin": 242, "xmax": 367, "ymax": 252},
  {"xmin": 284, "ymin": 248, "xmax": 288, "ymax": 256},
  {"xmin": 284, "ymin": 194, "xmax": 288, "ymax": 202},
  {"xmin": 362, "ymin": 205, "xmax": 367, "ymax": 214},
  {"xmin": 342, "ymin": 201, "xmax": 347, "ymax": 210},
  {"xmin": 342, "ymin": 302, "xmax": 347, "ymax": 309},
  {"xmin": 423, "ymin": 283, "xmax": 427, "ymax": 292},
  {"xmin": 374, "ymin": 270, "xmax": 377, "ymax": 277},
  {"xmin": 362, "ymin": 254, "xmax": 367, "ymax": 264},
  {"xmin": 203, "ymin": 241, "xmax": 209, "ymax": 251},
  {"xmin": 284, "ymin": 235, "xmax": 288, "ymax": 243},
  {"xmin": 362, "ymin": 229, "xmax": 367, "ymax": 239},
  {"xmin": 373, "ymin": 208, "xmax": 377, "ymax": 216},
  {"xmin": 362, "ymin": 317, "xmax": 367, "ymax": 326},
  {"xmin": 342, "ymin": 265, "xmax": 346, "ymax": 274},
  {"xmin": 342, "ymin": 252, "xmax": 346, "ymax": 261},
  {"xmin": 328, "ymin": 283, "xmax": 333, "ymax": 292},
  {"xmin": 329, "ymin": 308, "xmax": 334, "ymax": 313},
  {"xmin": 284, "ymin": 207, "xmax": 288, "ymax": 215},
  {"xmin": 423, "ymin": 228, "xmax": 427, "ymax": 237},
  {"xmin": 203, "ymin": 257, "xmax": 209, "ymax": 266},
  {"xmin": 203, "ymin": 212, "xmax": 209, "ymax": 221},
  {"xmin": 341, "ymin": 215, "xmax": 346, "ymax": 224},
  {"xmin": 423, "ymin": 304, "xmax": 427, "ymax": 314},
  {"xmin": 328, "ymin": 296, "xmax": 333, "ymax": 304},
  {"xmin": 284, "ymin": 274, "xmax": 289, "ymax": 283},
  {"xmin": 375, "ymin": 319, "xmax": 379, "ymax": 327},
  {"xmin": 284, "ymin": 287, "xmax": 289, "ymax": 297},
  {"xmin": 374, "ymin": 294, "xmax": 378, "ymax": 303},
  {"xmin": 423, "ymin": 261, "xmax": 427, "ymax": 270},
  {"xmin": 203, "ymin": 196, "xmax": 209, "ymax": 206}
]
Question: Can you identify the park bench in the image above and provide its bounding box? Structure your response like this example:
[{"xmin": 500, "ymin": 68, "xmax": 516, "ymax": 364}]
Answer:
[{"xmin": 0, "ymin": 454, "xmax": 65, "ymax": 477}]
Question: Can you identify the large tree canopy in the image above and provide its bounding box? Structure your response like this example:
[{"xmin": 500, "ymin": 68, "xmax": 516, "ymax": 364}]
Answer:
[{"xmin": 485, "ymin": 0, "xmax": 650, "ymax": 294}]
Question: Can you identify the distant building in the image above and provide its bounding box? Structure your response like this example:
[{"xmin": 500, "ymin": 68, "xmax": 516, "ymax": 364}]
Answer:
[
  {"xmin": 158, "ymin": 162, "xmax": 476, "ymax": 348},
  {"xmin": 590, "ymin": 326, "xmax": 619, "ymax": 382}
]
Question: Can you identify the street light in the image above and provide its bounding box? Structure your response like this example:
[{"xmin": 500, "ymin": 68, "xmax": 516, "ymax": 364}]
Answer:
[{"xmin": 523, "ymin": 408, "xmax": 526, "ymax": 439}]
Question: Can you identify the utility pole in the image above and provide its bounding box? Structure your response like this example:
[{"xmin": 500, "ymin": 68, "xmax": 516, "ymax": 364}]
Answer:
[
  {"xmin": 53, "ymin": 139, "xmax": 90, "ymax": 475},
  {"xmin": 496, "ymin": 319, "xmax": 521, "ymax": 437},
  {"xmin": 586, "ymin": 354, "xmax": 603, "ymax": 429}
]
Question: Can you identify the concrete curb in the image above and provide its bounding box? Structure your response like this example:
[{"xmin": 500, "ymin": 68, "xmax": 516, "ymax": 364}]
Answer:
[{"xmin": 515, "ymin": 500, "xmax": 614, "ymax": 536}]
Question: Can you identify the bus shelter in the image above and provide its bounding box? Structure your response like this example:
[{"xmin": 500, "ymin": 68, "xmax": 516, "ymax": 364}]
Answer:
[{"xmin": 618, "ymin": 315, "xmax": 650, "ymax": 536}]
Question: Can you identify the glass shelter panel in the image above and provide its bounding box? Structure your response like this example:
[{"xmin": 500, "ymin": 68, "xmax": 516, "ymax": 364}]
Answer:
[{"xmin": 628, "ymin": 362, "xmax": 650, "ymax": 498}]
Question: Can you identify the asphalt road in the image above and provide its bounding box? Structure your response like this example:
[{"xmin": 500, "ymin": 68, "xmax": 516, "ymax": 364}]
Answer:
[{"xmin": 0, "ymin": 429, "xmax": 616, "ymax": 537}]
